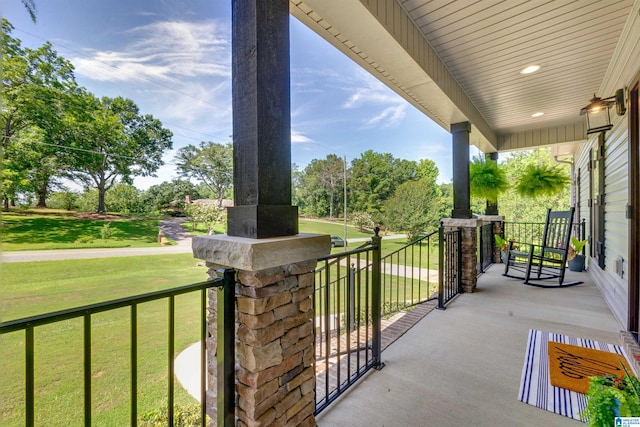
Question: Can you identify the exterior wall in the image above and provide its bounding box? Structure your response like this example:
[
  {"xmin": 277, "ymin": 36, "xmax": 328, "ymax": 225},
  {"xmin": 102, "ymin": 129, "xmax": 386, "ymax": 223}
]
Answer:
[{"xmin": 573, "ymin": 1, "xmax": 640, "ymax": 329}]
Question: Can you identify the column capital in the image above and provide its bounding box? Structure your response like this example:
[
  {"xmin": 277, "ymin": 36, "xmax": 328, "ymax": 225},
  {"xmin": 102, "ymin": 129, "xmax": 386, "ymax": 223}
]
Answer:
[
  {"xmin": 451, "ymin": 121, "xmax": 471, "ymax": 134},
  {"xmin": 192, "ymin": 233, "xmax": 330, "ymax": 272}
]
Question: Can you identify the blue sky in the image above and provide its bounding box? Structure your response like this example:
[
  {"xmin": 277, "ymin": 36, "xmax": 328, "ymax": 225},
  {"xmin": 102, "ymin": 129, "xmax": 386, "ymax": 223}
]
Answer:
[{"xmin": 2, "ymin": 0, "xmax": 457, "ymax": 189}]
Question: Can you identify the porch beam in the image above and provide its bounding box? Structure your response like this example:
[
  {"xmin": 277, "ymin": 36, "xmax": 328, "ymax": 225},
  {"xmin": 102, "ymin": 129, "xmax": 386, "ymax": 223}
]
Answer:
[
  {"xmin": 451, "ymin": 122, "xmax": 472, "ymax": 219},
  {"xmin": 228, "ymin": 0, "xmax": 298, "ymax": 238}
]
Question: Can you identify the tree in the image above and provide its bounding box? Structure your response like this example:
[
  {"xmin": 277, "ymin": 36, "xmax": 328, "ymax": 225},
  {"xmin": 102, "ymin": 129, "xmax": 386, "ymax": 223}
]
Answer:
[
  {"xmin": 175, "ymin": 141, "xmax": 233, "ymax": 207},
  {"xmin": 417, "ymin": 158, "xmax": 439, "ymax": 183},
  {"xmin": 105, "ymin": 183, "xmax": 144, "ymax": 214},
  {"xmin": 349, "ymin": 150, "xmax": 418, "ymax": 219},
  {"xmin": 64, "ymin": 94, "xmax": 173, "ymax": 213},
  {"xmin": 184, "ymin": 203, "xmax": 225, "ymax": 235},
  {"xmin": 383, "ymin": 178, "xmax": 442, "ymax": 241},
  {"xmin": 47, "ymin": 188, "xmax": 79, "ymax": 211},
  {"xmin": 297, "ymin": 155, "xmax": 345, "ymax": 219},
  {"xmin": 351, "ymin": 211, "xmax": 374, "ymax": 232},
  {"xmin": 143, "ymin": 179, "xmax": 203, "ymax": 213},
  {"xmin": 1, "ymin": 19, "xmax": 78, "ymax": 209}
]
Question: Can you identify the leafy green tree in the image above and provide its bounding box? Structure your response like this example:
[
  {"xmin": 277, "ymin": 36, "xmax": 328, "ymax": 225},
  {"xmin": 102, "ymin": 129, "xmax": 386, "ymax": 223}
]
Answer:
[
  {"xmin": 351, "ymin": 211, "xmax": 374, "ymax": 232},
  {"xmin": 1, "ymin": 19, "xmax": 78, "ymax": 209},
  {"xmin": 417, "ymin": 158, "xmax": 439, "ymax": 183},
  {"xmin": 175, "ymin": 141, "xmax": 232, "ymax": 207},
  {"xmin": 184, "ymin": 203, "xmax": 225, "ymax": 234},
  {"xmin": 64, "ymin": 94, "xmax": 173, "ymax": 213},
  {"xmin": 383, "ymin": 178, "xmax": 442, "ymax": 240},
  {"xmin": 142, "ymin": 179, "xmax": 202, "ymax": 212},
  {"xmin": 47, "ymin": 188, "xmax": 79, "ymax": 211},
  {"xmin": 349, "ymin": 150, "xmax": 418, "ymax": 219},
  {"xmin": 105, "ymin": 183, "xmax": 145, "ymax": 214},
  {"xmin": 77, "ymin": 188, "xmax": 99, "ymax": 212},
  {"xmin": 297, "ymin": 155, "xmax": 345, "ymax": 219}
]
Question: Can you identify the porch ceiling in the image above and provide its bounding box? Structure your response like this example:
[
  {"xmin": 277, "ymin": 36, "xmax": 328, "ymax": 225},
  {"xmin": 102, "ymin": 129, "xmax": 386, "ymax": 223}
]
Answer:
[{"xmin": 290, "ymin": 0, "xmax": 635, "ymax": 154}]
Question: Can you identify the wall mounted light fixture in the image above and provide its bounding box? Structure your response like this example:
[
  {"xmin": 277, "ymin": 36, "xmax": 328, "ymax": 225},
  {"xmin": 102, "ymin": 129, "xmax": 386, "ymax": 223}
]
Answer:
[{"xmin": 580, "ymin": 88, "xmax": 626, "ymax": 135}]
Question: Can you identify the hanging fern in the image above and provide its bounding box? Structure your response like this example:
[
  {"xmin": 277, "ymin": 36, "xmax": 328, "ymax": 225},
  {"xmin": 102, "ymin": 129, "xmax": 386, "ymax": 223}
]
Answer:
[
  {"xmin": 469, "ymin": 156, "xmax": 509, "ymax": 202},
  {"xmin": 515, "ymin": 164, "xmax": 570, "ymax": 198}
]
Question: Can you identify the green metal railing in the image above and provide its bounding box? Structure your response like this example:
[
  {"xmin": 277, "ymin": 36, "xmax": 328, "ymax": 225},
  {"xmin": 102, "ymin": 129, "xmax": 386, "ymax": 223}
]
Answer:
[{"xmin": 0, "ymin": 269, "xmax": 236, "ymax": 427}]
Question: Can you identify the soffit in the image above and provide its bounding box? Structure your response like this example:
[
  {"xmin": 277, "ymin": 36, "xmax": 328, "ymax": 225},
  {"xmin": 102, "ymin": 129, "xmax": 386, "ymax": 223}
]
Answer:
[{"xmin": 291, "ymin": 0, "xmax": 635, "ymax": 152}]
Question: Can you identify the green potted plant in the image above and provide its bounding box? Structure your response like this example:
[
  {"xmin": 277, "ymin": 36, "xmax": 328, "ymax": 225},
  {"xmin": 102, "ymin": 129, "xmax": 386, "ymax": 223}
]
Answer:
[
  {"xmin": 582, "ymin": 368, "xmax": 640, "ymax": 426},
  {"xmin": 470, "ymin": 156, "xmax": 509, "ymax": 203},
  {"xmin": 514, "ymin": 164, "xmax": 570, "ymax": 199},
  {"xmin": 495, "ymin": 234, "xmax": 510, "ymax": 264},
  {"xmin": 568, "ymin": 237, "xmax": 587, "ymax": 272}
]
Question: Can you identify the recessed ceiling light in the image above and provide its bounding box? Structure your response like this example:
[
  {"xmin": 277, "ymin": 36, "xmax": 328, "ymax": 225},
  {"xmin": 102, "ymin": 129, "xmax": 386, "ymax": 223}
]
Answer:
[
  {"xmin": 521, "ymin": 65, "xmax": 541, "ymax": 74},
  {"xmin": 532, "ymin": 112, "xmax": 544, "ymax": 117}
]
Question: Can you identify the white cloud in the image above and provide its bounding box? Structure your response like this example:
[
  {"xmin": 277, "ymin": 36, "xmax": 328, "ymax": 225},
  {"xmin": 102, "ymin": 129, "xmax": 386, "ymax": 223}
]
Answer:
[
  {"xmin": 291, "ymin": 130, "xmax": 314, "ymax": 144},
  {"xmin": 72, "ymin": 20, "xmax": 230, "ymax": 84},
  {"xmin": 363, "ymin": 104, "xmax": 406, "ymax": 128}
]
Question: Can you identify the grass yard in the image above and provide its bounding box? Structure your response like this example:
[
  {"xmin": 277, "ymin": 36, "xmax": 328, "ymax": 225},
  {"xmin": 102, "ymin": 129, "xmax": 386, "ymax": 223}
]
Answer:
[
  {"xmin": 1, "ymin": 211, "xmax": 165, "ymax": 251},
  {"xmin": 0, "ymin": 211, "xmax": 443, "ymax": 425},
  {"xmin": 183, "ymin": 217, "xmax": 374, "ymax": 240},
  {"xmin": 0, "ymin": 254, "xmax": 211, "ymax": 426}
]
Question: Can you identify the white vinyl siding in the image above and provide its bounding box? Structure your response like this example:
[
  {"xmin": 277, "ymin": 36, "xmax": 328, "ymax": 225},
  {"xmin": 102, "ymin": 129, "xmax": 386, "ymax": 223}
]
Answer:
[{"xmin": 573, "ymin": 4, "xmax": 640, "ymax": 328}]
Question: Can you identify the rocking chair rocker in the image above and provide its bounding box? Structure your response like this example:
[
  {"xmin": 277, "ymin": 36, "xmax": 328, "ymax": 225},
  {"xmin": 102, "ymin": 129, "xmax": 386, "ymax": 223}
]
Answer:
[{"xmin": 503, "ymin": 208, "xmax": 582, "ymax": 288}]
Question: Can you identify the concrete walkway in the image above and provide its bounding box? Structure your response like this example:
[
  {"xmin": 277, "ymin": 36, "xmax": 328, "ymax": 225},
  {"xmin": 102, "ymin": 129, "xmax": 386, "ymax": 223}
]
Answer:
[{"xmin": 316, "ymin": 265, "xmax": 623, "ymax": 427}]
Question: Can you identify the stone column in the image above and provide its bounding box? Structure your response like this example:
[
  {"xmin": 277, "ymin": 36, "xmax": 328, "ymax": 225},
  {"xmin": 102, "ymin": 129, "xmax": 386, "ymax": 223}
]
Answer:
[
  {"xmin": 441, "ymin": 218, "xmax": 478, "ymax": 293},
  {"xmin": 193, "ymin": 234, "xmax": 330, "ymax": 427}
]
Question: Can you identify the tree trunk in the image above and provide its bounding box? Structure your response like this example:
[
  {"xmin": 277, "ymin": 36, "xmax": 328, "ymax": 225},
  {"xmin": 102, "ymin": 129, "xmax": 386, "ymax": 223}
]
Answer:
[
  {"xmin": 36, "ymin": 189, "xmax": 48, "ymax": 208},
  {"xmin": 3, "ymin": 197, "xmax": 9, "ymax": 211},
  {"xmin": 98, "ymin": 188, "xmax": 106, "ymax": 213}
]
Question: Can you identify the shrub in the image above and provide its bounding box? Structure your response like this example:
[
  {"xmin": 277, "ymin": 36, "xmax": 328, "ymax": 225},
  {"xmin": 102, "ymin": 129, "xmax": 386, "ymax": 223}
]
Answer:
[
  {"xmin": 100, "ymin": 223, "xmax": 114, "ymax": 241},
  {"xmin": 74, "ymin": 235, "xmax": 94, "ymax": 244}
]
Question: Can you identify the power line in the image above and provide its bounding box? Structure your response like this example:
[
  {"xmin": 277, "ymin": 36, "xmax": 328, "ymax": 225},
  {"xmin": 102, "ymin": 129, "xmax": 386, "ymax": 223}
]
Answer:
[{"xmin": 12, "ymin": 26, "xmax": 233, "ymax": 114}]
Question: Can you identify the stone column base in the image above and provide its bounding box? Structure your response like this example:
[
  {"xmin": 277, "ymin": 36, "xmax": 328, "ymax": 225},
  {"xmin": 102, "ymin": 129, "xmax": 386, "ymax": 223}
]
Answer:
[{"xmin": 194, "ymin": 233, "xmax": 330, "ymax": 427}]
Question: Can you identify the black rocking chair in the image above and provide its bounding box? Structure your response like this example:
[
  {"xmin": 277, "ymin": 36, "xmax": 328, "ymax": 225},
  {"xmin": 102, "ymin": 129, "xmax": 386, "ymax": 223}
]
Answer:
[{"xmin": 503, "ymin": 208, "xmax": 582, "ymax": 288}]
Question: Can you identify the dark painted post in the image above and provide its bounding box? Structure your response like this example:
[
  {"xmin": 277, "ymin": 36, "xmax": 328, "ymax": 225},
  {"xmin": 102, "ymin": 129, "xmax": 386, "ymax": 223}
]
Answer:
[
  {"xmin": 371, "ymin": 228, "xmax": 384, "ymax": 370},
  {"xmin": 451, "ymin": 122, "xmax": 472, "ymax": 219},
  {"xmin": 485, "ymin": 152, "xmax": 499, "ymax": 215},
  {"xmin": 217, "ymin": 269, "xmax": 235, "ymax": 427},
  {"xmin": 228, "ymin": 0, "xmax": 298, "ymax": 238}
]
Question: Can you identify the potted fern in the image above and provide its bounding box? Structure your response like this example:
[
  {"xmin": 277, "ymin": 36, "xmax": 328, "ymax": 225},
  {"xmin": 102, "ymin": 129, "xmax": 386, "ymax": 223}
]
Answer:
[
  {"xmin": 515, "ymin": 164, "xmax": 570, "ymax": 199},
  {"xmin": 582, "ymin": 367, "xmax": 640, "ymax": 426},
  {"xmin": 568, "ymin": 237, "xmax": 587, "ymax": 272},
  {"xmin": 470, "ymin": 156, "xmax": 509, "ymax": 203}
]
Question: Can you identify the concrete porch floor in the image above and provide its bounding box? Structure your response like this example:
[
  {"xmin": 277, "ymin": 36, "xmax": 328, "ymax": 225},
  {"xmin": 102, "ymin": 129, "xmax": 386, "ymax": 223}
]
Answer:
[{"xmin": 316, "ymin": 264, "xmax": 623, "ymax": 427}]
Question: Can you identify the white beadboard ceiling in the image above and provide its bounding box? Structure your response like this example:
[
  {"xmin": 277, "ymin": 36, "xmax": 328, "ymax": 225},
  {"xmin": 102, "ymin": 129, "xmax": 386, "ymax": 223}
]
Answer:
[
  {"xmin": 400, "ymin": 0, "xmax": 631, "ymax": 131},
  {"xmin": 291, "ymin": 0, "xmax": 636, "ymax": 153}
]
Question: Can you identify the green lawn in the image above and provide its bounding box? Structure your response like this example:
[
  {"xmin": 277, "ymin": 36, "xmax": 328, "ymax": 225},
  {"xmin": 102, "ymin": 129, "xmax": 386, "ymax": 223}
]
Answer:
[
  {"xmin": 0, "ymin": 254, "xmax": 210, "ymax": 426},
  {"xmin": 0, "ymin": 213, "xmax": 441, "ymax": 425},
  {"xmin": 1, "ymin": 211, "xmax": 166, "ymax": 251}
]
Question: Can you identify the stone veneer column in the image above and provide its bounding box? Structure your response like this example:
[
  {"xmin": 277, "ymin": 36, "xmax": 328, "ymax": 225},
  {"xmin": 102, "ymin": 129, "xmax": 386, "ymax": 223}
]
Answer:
[
  {"xmin": 193, "ymin": 233, "xmax": 330, "ymax": 427},
  {"xmin": 441, "ymin": 218, "xmax": 478, "ymax": 293}
]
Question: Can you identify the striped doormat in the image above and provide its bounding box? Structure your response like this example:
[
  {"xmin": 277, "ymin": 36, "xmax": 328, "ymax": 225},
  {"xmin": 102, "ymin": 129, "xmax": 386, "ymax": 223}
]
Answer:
[{"xmin": 518, "ymin": 329, "xmax": 628, "ymax": 421}]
